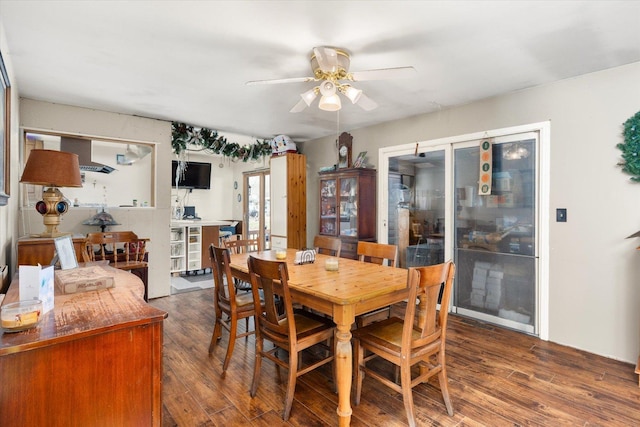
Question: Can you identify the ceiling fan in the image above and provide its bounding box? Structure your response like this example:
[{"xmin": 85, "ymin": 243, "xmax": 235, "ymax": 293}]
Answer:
[{"xmin": 246, "ymin": 46, "xmax": 416, "ymax": 113}]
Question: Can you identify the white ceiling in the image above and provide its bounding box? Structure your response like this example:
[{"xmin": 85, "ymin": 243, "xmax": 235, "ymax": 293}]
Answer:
[{"xmin": 1, "ymin": 1, "xmax": 639, "ymax": 142}]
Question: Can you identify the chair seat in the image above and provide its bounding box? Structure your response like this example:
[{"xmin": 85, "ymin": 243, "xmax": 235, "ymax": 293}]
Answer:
[
  {"xmin": 235, "ymin": 291, "xmax": 256, "ymax": 307},
  {"xmin": 114, "ymin": 261, "xmax": 147, "ymax": 271},
  {"xmin": 353, "ymin": 316, "xmax": 442, "ymax": 356}
]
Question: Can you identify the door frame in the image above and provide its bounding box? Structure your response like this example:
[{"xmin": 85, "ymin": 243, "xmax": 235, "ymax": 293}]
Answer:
[
  {"xmin": 378, "ymin": 121, "xmax": 550, "ymax": 339},
  {"xmin": 243, "ymin": 168, "xmax": 270, "ymax": 249}
]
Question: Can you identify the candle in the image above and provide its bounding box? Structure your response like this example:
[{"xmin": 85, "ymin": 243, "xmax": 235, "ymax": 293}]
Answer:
[
  {"xmin": 325, "ymin": 257, "xmax": 339, "ymax": 271},
  {"xmin": 275, "ymin": 249, "xmax": 287, "ymax": 260}
]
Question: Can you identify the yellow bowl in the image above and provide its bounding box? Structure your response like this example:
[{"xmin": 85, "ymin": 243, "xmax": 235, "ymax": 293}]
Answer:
[{"xmin": 1, "ymin": 300, "xmax": 43, "ymax": 332}]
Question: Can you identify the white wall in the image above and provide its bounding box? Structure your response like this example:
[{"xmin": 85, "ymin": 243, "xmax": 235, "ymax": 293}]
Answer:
[
  {"xmin": 170, "ymin": 132, "xmax": 270, "ymax": 222},
  {"xmin": 300, "ymin": 62, "xmax": 640, "ymax": 363},
  {"xmin": 0, "ymin": 20, "xmax": 21, "ymax": 285},
  {"xmin": 19, "ymin": 99, "xmax": 173, "ymax": 298}
]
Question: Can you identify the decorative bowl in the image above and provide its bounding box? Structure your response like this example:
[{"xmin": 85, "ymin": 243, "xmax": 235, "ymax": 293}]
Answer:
[{"xmin": 1, "ymin": 300, "xmax": 43, "ymax": 332}]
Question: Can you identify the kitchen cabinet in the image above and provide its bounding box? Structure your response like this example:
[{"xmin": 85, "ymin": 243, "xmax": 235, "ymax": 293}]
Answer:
[
  {"xmin": 186, "ymin": 225, "xmax": 202, "ymax": 271},
  {"xmin": 270, "ymin": 153, "xmax": 306, "ymax": 250},
  {"xmin": 170, "ymin": 226, "xmax": 186, "ymax": 273},
  {"xmin": 319, "ymin": 168, "xmax": 376, "ymax": 259}
]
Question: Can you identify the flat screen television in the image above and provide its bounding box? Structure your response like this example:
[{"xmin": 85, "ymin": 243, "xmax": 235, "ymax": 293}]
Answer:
[{"xmin": 171, "ymin": 160, "xmax": 211, "ymax": 189}]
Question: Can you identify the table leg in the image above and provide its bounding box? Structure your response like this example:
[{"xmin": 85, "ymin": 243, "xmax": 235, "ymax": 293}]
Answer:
[{"xmin": 335, "ymin": 321, "xmax": 353, "ymax": 426}]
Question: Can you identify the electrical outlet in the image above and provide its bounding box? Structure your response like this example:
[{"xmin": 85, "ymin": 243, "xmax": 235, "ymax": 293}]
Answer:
[{"xmin": 556, "ymin": 208, "xmax": 567, "ymax": 222}]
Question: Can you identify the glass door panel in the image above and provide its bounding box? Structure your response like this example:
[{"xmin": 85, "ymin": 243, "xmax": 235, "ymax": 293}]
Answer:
[
  {"xmin": 320, "ymin": 178, "xmax": 338, "ymax": 235},
  {"xmin": 244, "ymin": 171, "xmax": 270, "ymax": 249},
  {"xmin": 339, "ymin": 177, "xmax": 358, "ymax": 237},
  {"xmin": 454, "ymin": 136, "xmax": 537, "ymax": 333},
  {"xmin": 387, "ymin": 149, "xmax": 446, "ymax": 269}
]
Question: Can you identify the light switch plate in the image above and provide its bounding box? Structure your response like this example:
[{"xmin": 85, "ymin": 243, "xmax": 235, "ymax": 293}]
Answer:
[{"xmin": 556, "ymin": 208, "xmax": 567, "ymax": 222}]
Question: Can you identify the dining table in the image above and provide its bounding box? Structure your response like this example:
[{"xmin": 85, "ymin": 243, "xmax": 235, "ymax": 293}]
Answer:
[{"xmin": 228, "ymin": 248, "xmax": 410, "ymax": 427}]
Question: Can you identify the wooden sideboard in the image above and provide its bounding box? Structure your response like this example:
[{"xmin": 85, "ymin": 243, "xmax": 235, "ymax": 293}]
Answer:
[
  {"xmin": 17, "ymin": 235, "xmax": 150, "ymax": 301},
  {"xmin": 0, "ymin": 266, "xmax": 167, "ymax": 425},
  {"xmin": 17, "ymin": 235, "xmax": 87, "ymax": 266}
]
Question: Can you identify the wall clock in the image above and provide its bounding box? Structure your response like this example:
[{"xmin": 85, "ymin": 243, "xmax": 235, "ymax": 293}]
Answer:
[{"xmin": 337, "ymin": 132, "xmax": 353, "ymax": 168}]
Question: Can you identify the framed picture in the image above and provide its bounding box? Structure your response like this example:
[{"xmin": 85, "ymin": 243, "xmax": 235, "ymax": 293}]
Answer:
[
  {"xmin": 0, "ymin": 51, "xmax": 11, "ymax": 206},
  {"xmin": 353, "ymin": 151, "xmax": 367, "ymax": 168},
  {"xmin": 54, "ymin": 235, "xmax": 79, "ymax": 270}
]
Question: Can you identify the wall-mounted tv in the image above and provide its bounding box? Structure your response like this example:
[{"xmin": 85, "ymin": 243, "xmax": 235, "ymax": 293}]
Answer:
[{"xmin": 171, "ymin": 160, "xmax": 211, "ymax": 189}]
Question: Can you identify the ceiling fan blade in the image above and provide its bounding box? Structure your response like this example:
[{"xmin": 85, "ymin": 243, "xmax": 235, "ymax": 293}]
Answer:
[
  {"xmin": 349, "ymin": 66, "xmax": 416, "ymax": 82},
  {"xmin": 289, "ymin": 98, "xmax": 308, "ymax": 113},
  {"xmin": 313, "ymin": 46, "xmax": 339, "ymax": 72},
  {"xmin": 246, "ymin": 76, "xmax": 315, "ymax": 86},
  {"xmin": 356, "ymin": 93, "xmax": 378, "ymax": 111}
]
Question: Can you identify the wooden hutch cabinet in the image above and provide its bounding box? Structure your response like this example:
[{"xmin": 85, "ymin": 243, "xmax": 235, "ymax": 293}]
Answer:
[{"xmin": 319, "ymin": 168, "xmax": 376, "ymax": 259}]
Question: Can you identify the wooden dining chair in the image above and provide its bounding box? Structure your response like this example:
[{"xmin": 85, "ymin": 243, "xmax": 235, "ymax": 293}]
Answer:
[
  {"xmin": 356, "ymin": 241, "xmax": 399, "ymax": 326},
  {"xmin": 224, "ymin": 237, "xmax": 261, "ymax": 291},
  {"xmin": 313, "ymin": 235, "xmax": 342, "ymax": 257},
  {"xmin": 208, "ymin": 244, "xmax": 262, "ymax": 374},
  {"xmin": 353, "ymin": 262, "xmax": 456, "ymax": 427},
  {"xmin": 85, "ymin": 231, "xmax": 150, "ymax": 300},
  {"xmin": 224, "ymin": 237, "xmax": 261, "ymax": 254},
  {"xmin": 247, "ymin": 255, "xmax": 336, "ymax": 421},
  {"xmin": 357, "ymin": 241, "xmax": 398, "ymax": 267}
]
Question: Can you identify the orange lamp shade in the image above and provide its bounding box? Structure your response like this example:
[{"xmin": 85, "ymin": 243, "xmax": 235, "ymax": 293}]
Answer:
[{"xmin": 20, "ymin": 149, "xmax": 83, "ymax": 187}]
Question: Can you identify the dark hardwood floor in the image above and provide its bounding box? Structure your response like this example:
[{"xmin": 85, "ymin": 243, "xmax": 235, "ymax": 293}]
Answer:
[{"xmin": 151, "ymin": 288, "xmax": 640, "ymax": 426}]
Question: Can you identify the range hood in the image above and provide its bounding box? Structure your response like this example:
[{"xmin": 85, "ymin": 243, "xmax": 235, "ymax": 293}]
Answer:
[{"xmin": 60, "ymin": 137, "xmax": 115, "ymax": 174}]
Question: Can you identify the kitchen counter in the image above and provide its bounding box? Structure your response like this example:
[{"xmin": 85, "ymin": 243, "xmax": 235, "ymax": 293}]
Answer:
[{"xmin": 171, "ymin": 219, "xmax": 233, "ymax": 227}]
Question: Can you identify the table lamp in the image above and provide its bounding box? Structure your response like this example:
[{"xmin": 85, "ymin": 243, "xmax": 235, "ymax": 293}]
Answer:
[
  {"xmin": 20, "ymin": 149, "xmax": 83, "ymax": 237},
  {"xmin": 83, "ymin": 209, "xmax": 120, "ymax": 232}
]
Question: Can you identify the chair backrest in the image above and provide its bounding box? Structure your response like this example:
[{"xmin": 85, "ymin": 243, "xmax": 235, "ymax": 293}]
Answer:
[
  {"xmin": 404, "ymin": 262, "xmax": 456, "ymax": 351},
  {"xmin": 85, "ymin": 231, "xmax": 148, "ymax": 266},
  {"xmin": 224, "ymin": 237, "xmax": 261, "ymax": 254},
  {"xmin": 313, "ymin": 235, "xmax": 342, "ymax": 257},
  {"xmin": 219, "ymin": 233, "xmax": 239, "ymax": 245},
  {"xmin": 357, "ymin": 241, "xmax": 398, "ymax": 267},
  {"xmin": 247, "ymin": 256, "xmax": 296, "ymax": 344},
  {"xmin": 209, "ymin": 244, "xmax": 237, "ymax": 311}
]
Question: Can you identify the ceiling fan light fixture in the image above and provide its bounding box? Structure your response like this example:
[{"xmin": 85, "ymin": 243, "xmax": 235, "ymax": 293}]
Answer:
[
  {"xmin": 300, "ymin": 87, "xmax": 318, "ymax": 106},
  {"xmin": 319, "ymin": 94, "xmax": 341, "ymax": 111},
  {"xmin": 341, "ymin": 85, "xmax": 362, "ymax": 104},
  {"xmin": 319, "ymin": 80, "xmax": 336, "ymax": 96}
]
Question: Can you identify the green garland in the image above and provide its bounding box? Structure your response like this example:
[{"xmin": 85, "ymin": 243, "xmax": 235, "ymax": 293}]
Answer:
[
  {"xmin": 617, "ymin": 111, "xmax": 640, "ymax": 182},
  {"xmin": 171, "ymin": 122, "xmax": 272, "ymax": 162}
]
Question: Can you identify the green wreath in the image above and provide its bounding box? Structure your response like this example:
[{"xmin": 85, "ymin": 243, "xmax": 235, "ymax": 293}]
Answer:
[
  {"xmin": 617, "ymin": 111, "xmax": 640, "ymax": 182},
  {"xmin": 171, "ymin": 122, "xmax": 272, "ymax": 162}
]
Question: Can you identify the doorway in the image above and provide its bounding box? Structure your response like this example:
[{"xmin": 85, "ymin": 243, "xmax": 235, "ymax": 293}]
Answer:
[
  {"xmin": 243, "ymin": 170, "xmax": 270, "ymax": 250},
  {"xmin": 379, "ymin": 122, "xmax": 549, "ymax": 337}
]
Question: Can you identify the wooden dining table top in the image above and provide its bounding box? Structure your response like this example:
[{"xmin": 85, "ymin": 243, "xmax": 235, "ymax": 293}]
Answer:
[{"xmin": 227, "ymin": 248, "xmax": 410, "ymax": 308}]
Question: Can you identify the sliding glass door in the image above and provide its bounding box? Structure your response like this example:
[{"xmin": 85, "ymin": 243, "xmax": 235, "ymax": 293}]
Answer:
[
  {"xmin": 453, "ymin": 133, "xmax": 537, "ymax": 334},
  {"xmin": 381, "ymin": 128, "xmax": 541, "ymax": 335}
]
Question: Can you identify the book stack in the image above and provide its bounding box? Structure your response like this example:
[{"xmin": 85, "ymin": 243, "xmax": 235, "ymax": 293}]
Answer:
[
  {"xmin": 470, "ymin": 261, "xmax": 491, "ymax": 307},
  {"xmin": 469, "ymin": 261, "xmax": 504, "ymax": 310},
  {"xmin": 484, "ymin": 266, "xmax": 504, "ymax": 310}
]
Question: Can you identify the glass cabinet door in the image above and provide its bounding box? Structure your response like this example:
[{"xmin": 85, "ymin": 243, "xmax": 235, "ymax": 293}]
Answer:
[
  {"xmin": 339, "ymin": 176, "xmax": 358, "ymax": 237},
  {"xmin": 320, "ymin": 178, "xmax": 337, "ymax": 236}
]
